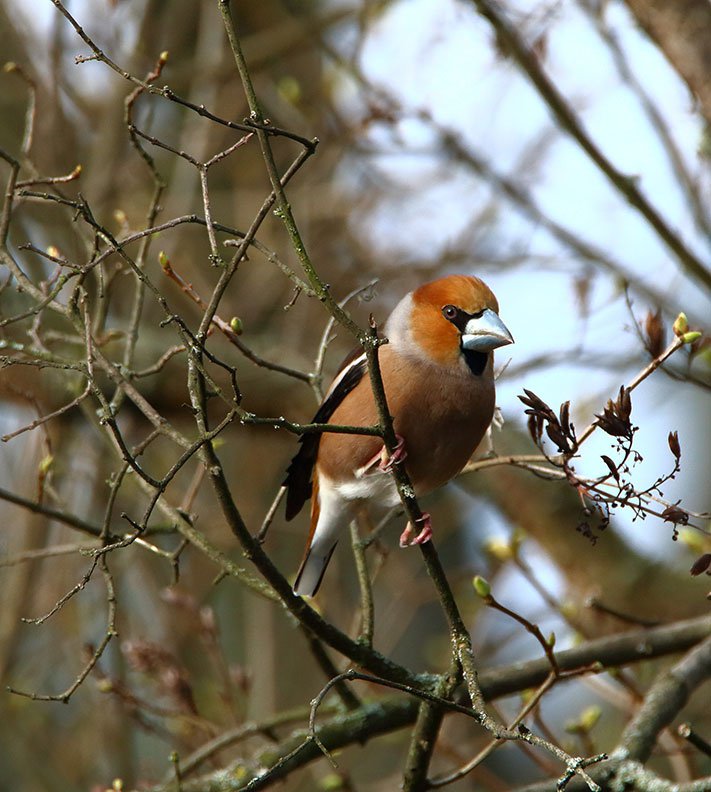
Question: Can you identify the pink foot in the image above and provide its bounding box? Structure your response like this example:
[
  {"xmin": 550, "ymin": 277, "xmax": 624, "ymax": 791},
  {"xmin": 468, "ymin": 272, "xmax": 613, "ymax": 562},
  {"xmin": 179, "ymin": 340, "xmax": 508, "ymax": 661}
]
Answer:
[
  {"xmin": 361, "ymin": 434, "xmax": 408, "ymax": 476},
  {"xmin": 379, "ymin": 434, "xmax": 407, "ymax": 473},
  {"xmin": 399, "ymin": 512, "xmax": 432, "ymax": 548}
]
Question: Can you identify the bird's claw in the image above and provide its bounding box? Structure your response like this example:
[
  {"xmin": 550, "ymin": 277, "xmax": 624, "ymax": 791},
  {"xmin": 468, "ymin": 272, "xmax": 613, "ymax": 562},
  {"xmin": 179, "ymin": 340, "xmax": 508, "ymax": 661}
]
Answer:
[
  {"xmin": 360, "ymin": 434, "xmax": 407, "ymax": 476},
  {"xmin": 379, "ymin": 434, "xmax": 407, "ymax": 473},
  {"xmin": 399, "ymin": 512, "xmax": 432, "ymax": 548}
]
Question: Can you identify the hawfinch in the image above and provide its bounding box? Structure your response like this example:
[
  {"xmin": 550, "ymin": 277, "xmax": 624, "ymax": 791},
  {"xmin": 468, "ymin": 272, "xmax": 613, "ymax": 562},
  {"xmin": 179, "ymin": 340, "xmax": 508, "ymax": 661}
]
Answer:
[{"xmin": 284, "ymin": 274, "xmax": 513, "ymax": 597}]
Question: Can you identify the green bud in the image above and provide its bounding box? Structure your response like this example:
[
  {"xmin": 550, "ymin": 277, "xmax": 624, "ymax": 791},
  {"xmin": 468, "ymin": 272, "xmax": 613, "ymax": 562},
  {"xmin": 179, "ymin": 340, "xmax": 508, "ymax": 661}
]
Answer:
[
  {"xmin": 319, "ymin": 774, "xmax": 344, "ymax": 791},
  {"xmin": 158, "ymin": 251, "xmax": 170, "ymax": 271},
  {"xmin": 230, "ymin": 316, "xmax": 244, "ymax": 335},
  {"xmin": 547, "ymin": 631, "xmax": 556, "ymax": 648},
  {"xmin": 672, "ymin": 312, "xmax": 688, "ymax": 336},
  {"xmin": 681, "ymin": 331, "xmax": 702, "ymax": 344},
  {"xmin": 38, "ymin": 454, "xmax": 54, "ymax": 475},
  {"xmin": 472, "ymin": 575, "xmax": 491, "ymax": 598},
  {"xmin": 233, "ymin": 765, "xmax": 248, "ymax": 781},
  {"xmin": 484, "ymin": 537, "xmax": 513, "ymax": 562},
  {"xmin": 277, "ymin": 76, "xmax": 302, "ymax": 105},
  {"xmin": 580, "ymin": 705, "xmax": 602, "ymax": 731},
  {"xmin": 678, "ymin": 529, "xmax": 706, "ymax": 555}
]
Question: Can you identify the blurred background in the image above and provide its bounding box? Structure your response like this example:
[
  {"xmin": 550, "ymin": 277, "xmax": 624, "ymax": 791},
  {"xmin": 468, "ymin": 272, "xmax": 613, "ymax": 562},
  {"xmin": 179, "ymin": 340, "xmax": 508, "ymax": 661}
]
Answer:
[{"xmin": 0, "ymin": 0, "xmax": 709, "ymax": 789}]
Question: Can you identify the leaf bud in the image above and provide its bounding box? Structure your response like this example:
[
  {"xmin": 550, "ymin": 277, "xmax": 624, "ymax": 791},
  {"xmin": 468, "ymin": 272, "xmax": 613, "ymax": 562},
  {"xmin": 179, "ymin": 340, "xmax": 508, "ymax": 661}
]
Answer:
[
  {"xmin": 484, "ymin": 537, "xmax": 513, "ymax": 562},
  {"xmin": 38, "ymin": 454, "xmax": 54, "ymax": 475},
  {"xmin": 580, "ymin": 705, "xmax": 602, "ymax": 731},
  {"xmin": 672, "ymin": 312, "xmax": 688, "ymax": 336},
  {"xmin": 472, "ymin": 575, "xmax": 491, "ymax": 598},
  {"xmin": 681, "ymin": 331, "xmax": 702, "ymax": 344}
]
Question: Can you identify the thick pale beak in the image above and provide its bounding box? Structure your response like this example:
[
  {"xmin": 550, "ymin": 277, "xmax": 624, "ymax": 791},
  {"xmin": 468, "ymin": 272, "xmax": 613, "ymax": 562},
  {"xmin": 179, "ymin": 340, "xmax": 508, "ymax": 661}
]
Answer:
[{"xmin": 461, "ymin": 308, "xmax": 514, "ymax": 352}]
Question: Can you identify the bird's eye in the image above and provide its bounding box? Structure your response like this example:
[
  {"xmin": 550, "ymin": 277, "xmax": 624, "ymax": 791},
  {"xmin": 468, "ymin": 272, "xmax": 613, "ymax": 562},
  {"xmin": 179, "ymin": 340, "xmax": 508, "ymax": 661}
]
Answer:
[{"xmin": 442, "ymin": 305, "xmax": 458, "ymax": 320}]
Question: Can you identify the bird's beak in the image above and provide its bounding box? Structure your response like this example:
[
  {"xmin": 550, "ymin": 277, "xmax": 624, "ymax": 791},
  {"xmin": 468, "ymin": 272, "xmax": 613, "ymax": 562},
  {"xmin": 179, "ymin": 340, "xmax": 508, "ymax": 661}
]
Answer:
[{"xmin": 461, "ymin": 308, "xmax": 514, "ymax": 352}]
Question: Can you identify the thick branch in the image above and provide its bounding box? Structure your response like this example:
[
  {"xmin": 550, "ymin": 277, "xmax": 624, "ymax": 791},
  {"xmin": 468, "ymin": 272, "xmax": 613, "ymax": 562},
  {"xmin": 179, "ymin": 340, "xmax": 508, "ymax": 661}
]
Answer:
[
  {"xmin": 154, "ymin": 614, "xmax": 711, "ymax": 792},
  {"xmin": 617, "ymin": 634, "xmax": 711, "ymax": 762}
]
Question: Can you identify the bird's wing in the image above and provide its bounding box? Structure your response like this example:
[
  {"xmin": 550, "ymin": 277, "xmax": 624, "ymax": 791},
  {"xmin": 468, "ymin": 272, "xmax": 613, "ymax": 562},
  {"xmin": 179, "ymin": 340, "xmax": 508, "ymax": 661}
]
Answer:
[{"xmin": 283, "ymin": 349, "xmax": 368, "ymax": 520}]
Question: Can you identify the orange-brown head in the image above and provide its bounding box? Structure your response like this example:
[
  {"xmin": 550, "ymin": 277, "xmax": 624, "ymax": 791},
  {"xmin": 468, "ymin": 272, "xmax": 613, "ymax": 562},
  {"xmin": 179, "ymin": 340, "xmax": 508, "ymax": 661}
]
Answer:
[{"xmin": 385, "ymin": 274, "xmax": 513, "ymax": 372}]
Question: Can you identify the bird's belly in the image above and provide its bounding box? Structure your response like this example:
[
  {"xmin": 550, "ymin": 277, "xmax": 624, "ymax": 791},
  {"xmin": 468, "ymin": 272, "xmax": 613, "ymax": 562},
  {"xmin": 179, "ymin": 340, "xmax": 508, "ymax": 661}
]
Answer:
[{"xmin": 331, "ymin": 471, "xmax": 401, "ymax": 509}]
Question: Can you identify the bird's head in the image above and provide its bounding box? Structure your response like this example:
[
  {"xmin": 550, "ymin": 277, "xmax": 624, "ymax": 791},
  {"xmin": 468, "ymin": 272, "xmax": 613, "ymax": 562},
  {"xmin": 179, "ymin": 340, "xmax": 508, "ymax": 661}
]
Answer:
[{"xmin": 386, "ymin": 274, "xmax": 513, "ymax": 375}]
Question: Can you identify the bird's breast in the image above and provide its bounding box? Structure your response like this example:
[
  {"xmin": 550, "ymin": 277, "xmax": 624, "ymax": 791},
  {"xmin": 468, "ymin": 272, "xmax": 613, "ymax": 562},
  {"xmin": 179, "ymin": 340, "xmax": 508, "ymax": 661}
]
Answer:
[{"xmin": 317, "ymin": 347, "xmax": 495, "ymax": 500}]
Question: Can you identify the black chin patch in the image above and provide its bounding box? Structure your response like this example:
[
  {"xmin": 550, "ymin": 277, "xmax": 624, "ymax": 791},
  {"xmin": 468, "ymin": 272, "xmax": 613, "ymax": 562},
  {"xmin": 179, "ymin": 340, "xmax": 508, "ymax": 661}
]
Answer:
[{"xmin": 462, "ymin": 348, "xmax": 488, "ymax": 376}]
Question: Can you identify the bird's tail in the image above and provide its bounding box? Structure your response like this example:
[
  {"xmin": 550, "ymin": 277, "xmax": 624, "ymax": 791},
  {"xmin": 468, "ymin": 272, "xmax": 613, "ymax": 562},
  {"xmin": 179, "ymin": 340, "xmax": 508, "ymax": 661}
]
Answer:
[
  {"xmin": 292, "ymin": 476, "xmax": 344, "ymax": 597},
  {"xmin": 293, "ymin": 538, "xmax": 338, "ymax": 597}
]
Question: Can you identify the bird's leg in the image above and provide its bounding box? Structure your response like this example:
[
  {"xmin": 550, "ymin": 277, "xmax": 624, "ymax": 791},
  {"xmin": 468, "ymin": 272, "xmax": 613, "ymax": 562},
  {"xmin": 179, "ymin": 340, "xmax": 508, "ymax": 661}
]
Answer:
[
  {"xmin": 359, "ymin": 434, "xmax": 408, "ymax": 476},
  {"xmin": 399, "ymin": 512, "xmax": 432, "ymax": 548}
]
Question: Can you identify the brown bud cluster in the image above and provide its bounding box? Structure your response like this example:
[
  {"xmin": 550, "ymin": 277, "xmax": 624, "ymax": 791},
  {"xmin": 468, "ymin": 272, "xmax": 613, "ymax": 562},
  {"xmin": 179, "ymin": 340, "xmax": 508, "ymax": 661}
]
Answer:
[
  {"xmin": 519, "ymin": 389, "xmax": 577, "ymax": 454},
  {"xmin": 594, "ymin": 386, "xmax": 633, "ymax": 439}
]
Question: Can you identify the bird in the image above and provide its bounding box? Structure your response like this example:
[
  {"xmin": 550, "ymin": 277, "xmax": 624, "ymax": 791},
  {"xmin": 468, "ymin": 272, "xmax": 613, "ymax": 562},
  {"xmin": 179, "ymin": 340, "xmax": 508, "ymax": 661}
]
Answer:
[{"xmin": 283, "ymin": 274, "xmax": 513, "ymax": 597}]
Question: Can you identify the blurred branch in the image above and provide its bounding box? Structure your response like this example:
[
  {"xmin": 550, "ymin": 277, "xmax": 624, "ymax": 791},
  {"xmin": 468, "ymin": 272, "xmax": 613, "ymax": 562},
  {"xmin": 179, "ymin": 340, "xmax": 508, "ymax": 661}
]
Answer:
[
  {"xmin": 2, "ymin": 62, "xmax": 36, "ymax": 159},
  {"xmin": 7, "ymin": 556, "xmax": 117, "ymax": 703},
  {"xmin": 469, "ymin": 0, "xmax": 711, "ymax": 292},
  {"xmin": 0, "ymin": 484, "xmax": 104, "ymax": 538},
  {"xmin": 478, "ymin": 613, "xmax": 711, "ymax": 699},
  {"xmin": 218, "ymin": 0, "xmax": 366, "ymax": 343},
  {"xmin": 621, "ymin": 0, "xmax": 711, "ymax": 128},
  {"xmin": 618, "ymin": 634, "xmax": 711, "ymax": 763},
  {"xmin": 515, "ymin": 633, "xmax": 711, "ymax": 792},
  {"xmin": 581, "ymin": 1, "xmax": 711, "ymax": 239},
  {"xmin": 316, "ymin": 36, "xmax": 680, "ymax": 311},
  {"xmin": 428, "ymin": 121, "xmax": 677, "ymax": 309}
]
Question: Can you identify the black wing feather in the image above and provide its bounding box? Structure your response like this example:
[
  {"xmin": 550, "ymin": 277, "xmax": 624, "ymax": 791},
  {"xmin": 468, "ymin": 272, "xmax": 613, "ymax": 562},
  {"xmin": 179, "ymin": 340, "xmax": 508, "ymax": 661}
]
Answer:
[{"xmin": 283, "ymin": 352, "xmax": 367, "ymax": 520}]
